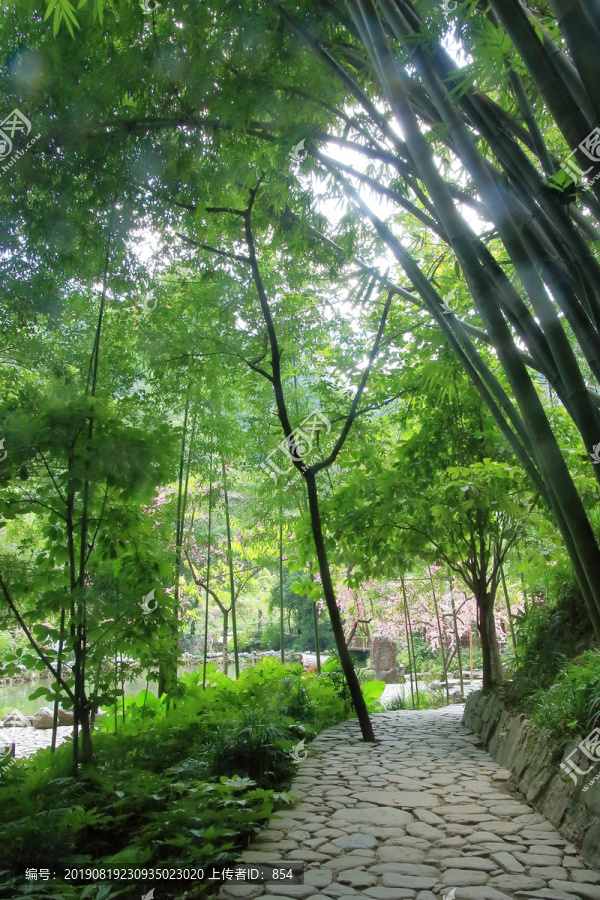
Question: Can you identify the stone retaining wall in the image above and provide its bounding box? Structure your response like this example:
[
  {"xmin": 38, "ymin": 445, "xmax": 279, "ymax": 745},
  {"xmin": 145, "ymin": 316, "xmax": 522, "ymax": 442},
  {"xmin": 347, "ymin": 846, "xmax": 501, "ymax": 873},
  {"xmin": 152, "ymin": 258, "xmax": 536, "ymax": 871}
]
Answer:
[{"xmin": 463, "ymin": 689, "xmax": 600, "ymax": 869}]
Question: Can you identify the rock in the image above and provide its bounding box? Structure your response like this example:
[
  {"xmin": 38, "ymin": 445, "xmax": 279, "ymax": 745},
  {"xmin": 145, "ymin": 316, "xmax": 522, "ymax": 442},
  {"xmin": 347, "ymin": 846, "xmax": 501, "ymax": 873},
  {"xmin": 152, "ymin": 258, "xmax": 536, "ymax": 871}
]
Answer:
[
  {"xmin": 332, "ymin": 833, "xmax": 378, "ymax": 850},
  {"xmin": 370, "ymin": 634, "xmax": 400, "ymax": 684},
  {"xmin": 32, "ymin": 707, "xmax": 54, "ymax": 729},
  {"xmin": 354, "ymin": 789, "xmax": 439, "ymax": 807},
  {"xmin": 2, "ymin": 709, "xmax": 31, "ymax": 728},
  {"xmin": 57, "ymin": 708, "xmax": 74, "ymax": 725},
  {"xmin": 490, "ymin": 851, "xmax": 525, "ymax": 873},
  {"xmin": 451, "ymin": 689, "xmax": 467, "ymax": 703}
]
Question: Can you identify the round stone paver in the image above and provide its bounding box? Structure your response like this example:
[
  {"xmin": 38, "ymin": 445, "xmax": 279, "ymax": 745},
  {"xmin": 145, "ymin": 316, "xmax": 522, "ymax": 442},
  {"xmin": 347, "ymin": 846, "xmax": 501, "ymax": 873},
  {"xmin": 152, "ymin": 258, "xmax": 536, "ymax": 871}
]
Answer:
[
  {"xmin": 219, "ymin": 708, "xmax": 600, "ymax": 899},
  {"xmin": 0, "ymin": 724, "xmax": 71, "ymax": 758}
]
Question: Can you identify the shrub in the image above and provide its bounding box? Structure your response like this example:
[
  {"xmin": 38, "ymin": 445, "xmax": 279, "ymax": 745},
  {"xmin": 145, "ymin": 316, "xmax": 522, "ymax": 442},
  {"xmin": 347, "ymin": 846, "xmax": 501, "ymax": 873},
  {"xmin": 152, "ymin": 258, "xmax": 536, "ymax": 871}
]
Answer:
[
  {"xmin": 530, "ymin": 651, "xmax": 600, "ymax": 736},
  {"xmin": 504, "ymin": 572, "xmax": 593, "ymax": 707},
  {"xmin": 0, "ymin": 659, "xmax": 344, "ymax": 899}
]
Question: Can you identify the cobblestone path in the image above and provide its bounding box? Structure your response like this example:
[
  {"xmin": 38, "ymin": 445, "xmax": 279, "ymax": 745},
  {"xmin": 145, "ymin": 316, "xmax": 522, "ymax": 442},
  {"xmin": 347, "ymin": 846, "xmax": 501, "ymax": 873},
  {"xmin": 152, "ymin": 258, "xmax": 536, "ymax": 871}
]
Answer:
[{"xmin": 220, "ymin": 707, "xmax": 600, "ymax": 900}]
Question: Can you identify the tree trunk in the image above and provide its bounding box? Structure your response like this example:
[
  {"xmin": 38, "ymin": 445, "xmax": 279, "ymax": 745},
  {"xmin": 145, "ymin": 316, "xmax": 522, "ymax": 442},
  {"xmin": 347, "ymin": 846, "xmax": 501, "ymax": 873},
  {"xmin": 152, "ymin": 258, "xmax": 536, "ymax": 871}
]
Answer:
[
  {"xmin": 203, "ymin": 452, "xmax": 213, "ymax": 689},
  {"xmin": 449, "ymin": 578, "xmax": 464, "ymax": 694},
  {"xmin": 428, "ymin": 567, "xmax": 450, "ymax": 704},
  {"xmin": 339, "ymin": 1, "xmax": 600, "ymax": 639},
  {"xmin": 222, "ymin": 609, "xmax": 229, "ymax": 676},
  {"xmin": 478, "ymin": 591, "xmax": 503, "ymax": 690},
  {"xmin": 500, "ymin": 565, "xmax": 517, "ymax": 650},
  {"xmin": 222, "ymin": 460, "xmax": 239, "ymax": 677},
  {"xmin": 279, "ymin": 514, "xmax": 285, "ymax": 664},
  {"xmin": 312, "ymin": 599, "xmax": 321, "ymax": 673},
  {"xmin": 79, "ymin": 705, "xmax": 94, "ymax": 765},
  {"xmin": 305, "ymin": 472, "xmax": 375, "ymax": 741}
]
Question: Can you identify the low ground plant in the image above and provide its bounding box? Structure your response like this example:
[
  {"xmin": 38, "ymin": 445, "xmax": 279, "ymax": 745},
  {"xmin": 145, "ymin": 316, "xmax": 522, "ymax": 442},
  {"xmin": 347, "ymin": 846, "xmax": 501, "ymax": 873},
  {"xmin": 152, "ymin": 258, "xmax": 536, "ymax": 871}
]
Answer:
[
  {"xmin": 529, "ymin": 651, "xmax": 600, "ymax": 737},
  {"xmin": 0, "ymin": 659, "xmax": 346, "ymax": 899},
  {"xmin": 495, "ymin": 571, "xmax": 598, "ymax": 737},
  {"xmin": 382, "ymin": 687, "xmax": 446, "ymax": 711}
]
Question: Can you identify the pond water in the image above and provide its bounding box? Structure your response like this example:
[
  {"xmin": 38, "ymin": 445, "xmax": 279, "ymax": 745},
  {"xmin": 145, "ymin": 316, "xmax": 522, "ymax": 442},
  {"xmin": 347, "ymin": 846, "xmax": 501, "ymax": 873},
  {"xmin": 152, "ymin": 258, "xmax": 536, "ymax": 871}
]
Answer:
[
  {"xmin": 0, "ymin": 657, "xmax": 467, "ymax": 717},
  {"xmin": 0, "ymin": 665, "xmax": 230, "ymax": 717},
  {"xmin": 0, "ymin": 653, "xmax": 327, "ymax": 716}
]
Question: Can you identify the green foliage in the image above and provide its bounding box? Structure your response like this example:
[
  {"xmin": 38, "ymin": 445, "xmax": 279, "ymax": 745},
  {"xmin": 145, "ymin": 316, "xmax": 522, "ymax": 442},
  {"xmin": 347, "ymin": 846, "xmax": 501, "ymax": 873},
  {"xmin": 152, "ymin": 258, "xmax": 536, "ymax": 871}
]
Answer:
[
  {"xmin": 381, "ymin": 686, "xmax": 445, "ymax": 711},
  {"xmin": 0, "ymin": 630, "xmax": 29, "ymax": 669},
  {"xmin": 266, "ymin": 569, "xmax": 335, "ymax": 652},
  {"xmin": 0, "ymin": 660, "xmax": 341, "ymax": 897},
  {"xmin": 400, "ymin": 632, "xmax": 434, "ymax": 673},
  {"xmin": 320, "ymin": 652, "xmax": 385, "ymax": 715},
  {"xmin": 505, "ymin": 571, "xmax": 594, "ymax": 705},
  {"xmin": 209, "ymin": 711, "xmax": 294, "ymax": 788},
  {"xmin": 414, "ymin": 688, "xmax": 446, "ymax": 710},
  {"xmin": 530, "ymin": 651, "xmax": 600, "ymax": 737},
  {"xmin": 382, "ymin": 693, "xmax": 408, "ymax": 711}
]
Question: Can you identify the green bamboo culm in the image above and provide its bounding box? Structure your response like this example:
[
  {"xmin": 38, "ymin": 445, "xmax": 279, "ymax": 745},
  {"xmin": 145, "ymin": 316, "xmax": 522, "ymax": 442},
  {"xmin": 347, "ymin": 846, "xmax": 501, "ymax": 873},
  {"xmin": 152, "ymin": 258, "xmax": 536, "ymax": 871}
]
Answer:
[
  {"xmin": 221, "ymin": 458, "xmax": 239, "ymax": 678},
  {"xmin": 279, "ymin": 504, "xmax": 285, "ymax": 665},
  {"xmin": 203, "ymin": 451, "xmax": 213, "ymax": 689}
]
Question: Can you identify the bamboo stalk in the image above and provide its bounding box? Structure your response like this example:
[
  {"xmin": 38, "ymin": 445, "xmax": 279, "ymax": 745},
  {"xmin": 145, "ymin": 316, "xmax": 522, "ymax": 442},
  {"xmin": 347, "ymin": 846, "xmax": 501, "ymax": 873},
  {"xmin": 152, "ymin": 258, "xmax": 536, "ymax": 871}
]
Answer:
[
  {"xmin": 343, "ymin": 0, "xmax": 600, "ymax": 637},
  {"xmin": 221, "ymin": 459, "xmax": 239, "ymax": 678},
  {"xmin": 202, "ymin": 453, "xmax": 213, "ymax": 689},
  {"xmin": 500, "ymin": 564, "xmax": 517, "ymax": 650},
  {"xmin": 51, "ymin": 605, "xmax": 66, "ymax": 753},
  {"xmin": 469, "ymin": 630, "xmax": 474, "ymax": 683},
  {"xmin": 279, "ymin": 508, "xmax": 285, "ymax": 664},
  {"xmin": 401, "ymin": 576, "xmax": 416, "ymax": 709},
  {"xmin": 428, "ymin": 567, "xmax": 450, "ymax": 705},
  {"xmin": 449, "ymin": 576, "xmax": 464, "ymax": 695}
]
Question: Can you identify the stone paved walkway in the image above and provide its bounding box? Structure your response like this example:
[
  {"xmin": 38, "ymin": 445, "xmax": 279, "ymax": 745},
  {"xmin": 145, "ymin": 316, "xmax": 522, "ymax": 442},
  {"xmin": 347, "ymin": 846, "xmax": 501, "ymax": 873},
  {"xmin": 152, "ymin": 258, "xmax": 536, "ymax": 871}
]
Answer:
[
  {"xmin": 0, "ymin": 725, "xmax": 71, "ymax": 758},
  {"xmin": 220, "ymin": 707, "xmax": 600, "ymax": 900}
]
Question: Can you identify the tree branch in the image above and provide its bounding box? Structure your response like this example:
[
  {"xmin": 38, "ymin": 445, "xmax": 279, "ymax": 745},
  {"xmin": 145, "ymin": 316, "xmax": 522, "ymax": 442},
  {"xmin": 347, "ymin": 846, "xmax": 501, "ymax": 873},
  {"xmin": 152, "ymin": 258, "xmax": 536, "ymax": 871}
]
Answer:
[{"xmin": 0, "ymin": 571, "xmax": 75, "ymax": 703}]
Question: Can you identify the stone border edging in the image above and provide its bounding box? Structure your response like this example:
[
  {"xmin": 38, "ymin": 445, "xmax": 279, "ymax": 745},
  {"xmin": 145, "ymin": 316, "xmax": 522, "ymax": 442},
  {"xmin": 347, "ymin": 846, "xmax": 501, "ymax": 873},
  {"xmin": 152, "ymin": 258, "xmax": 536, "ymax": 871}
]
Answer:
[{"xmin": 462, "ymin": 689, "xmax": 600, "ymax": 869}]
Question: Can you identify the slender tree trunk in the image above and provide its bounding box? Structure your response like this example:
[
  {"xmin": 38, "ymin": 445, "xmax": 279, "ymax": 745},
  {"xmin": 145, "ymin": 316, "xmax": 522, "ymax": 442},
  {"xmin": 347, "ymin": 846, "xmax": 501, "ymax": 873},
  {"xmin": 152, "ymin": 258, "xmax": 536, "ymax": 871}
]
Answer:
[
  {"xmin": 51, "ymin": 605, "xmax": 66, "ymax": 753},
  {"xmin": 78, "ymin": 706, "xmax": 94, "ymax": 765},
  {"xmin": 307, "ymin": 564, "xmax": 321, "ymax": 673},
  {"xmin": 500, "ymin": 564, "xmax": 517, "ymax": 650},
  {"xmin": 222, "ymin": 609, "xmax": 229, "ymax": 676},
  {"xmin": 401, "ymin": 576, "xmax": 415, "ymax": 708},
  {"xmin": 279, "ymin": 512, "xmax": 285, "ymax": 664},
  {"xmin": 202, "ymin": 454, "xmax": 213, "ymax": 689},
  {"xmin": 428, "ymin": 567, "xmax": 450, "ymax": 704},
  {"xmin": 469, "ymin": 630, "xmax": 474, "ymax": 682},
  {"xmin": 312, "ymin": 599, "xmax": 321, "ymax": 673},
  {"xmin": 159, "ymin": 399, "xmax": 190, "ymax": 698},
  {"xmin": 114, "ymin": 643, "xmax": 118, "ymax": 732},
  {"xmin": 488, "ymin": 602, "xmax": 504, "ymax": 683},
  {"xmin": 222, "ymin": 460, "xmax": 239, "ymax": 678},
  {"xmin": 402, "ymin": 577, "xmax": 420, "ymax": 708},
  {"xmin": 449, "ymin": 578, "xmax": 464, "ymax": 694},
  {"xmin": 305, "ymin": 471, "xmax": 374, "ymax": 741}
]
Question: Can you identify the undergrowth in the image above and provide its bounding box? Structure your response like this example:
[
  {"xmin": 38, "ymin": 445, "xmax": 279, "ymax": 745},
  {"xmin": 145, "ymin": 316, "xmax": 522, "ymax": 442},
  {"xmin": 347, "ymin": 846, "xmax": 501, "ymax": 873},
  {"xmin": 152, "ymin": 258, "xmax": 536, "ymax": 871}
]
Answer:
[
  {"xmin": 0, "ymin": 659, "xmax": 348, "ymax": 900},
  {"xmin": 498, "ymin": 572, "xmax": 599, "ymax": 738}
]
